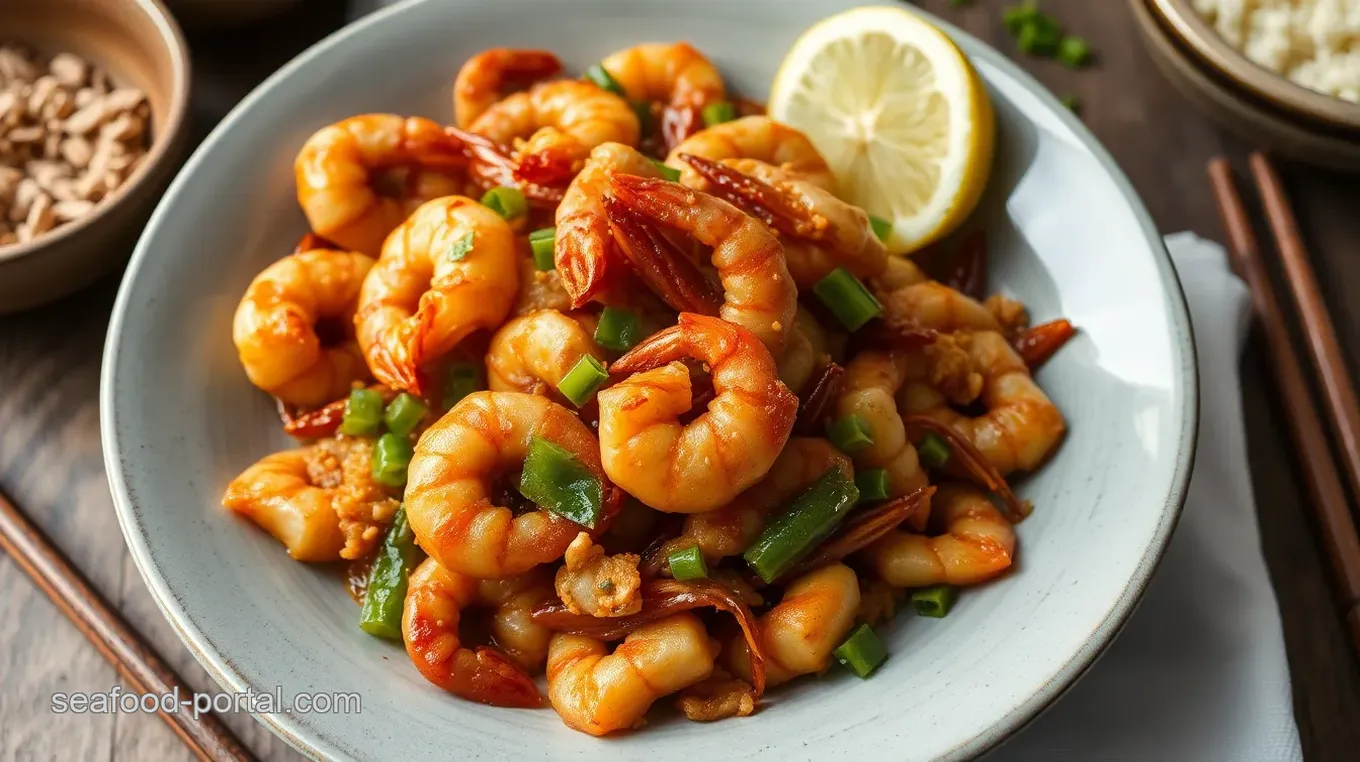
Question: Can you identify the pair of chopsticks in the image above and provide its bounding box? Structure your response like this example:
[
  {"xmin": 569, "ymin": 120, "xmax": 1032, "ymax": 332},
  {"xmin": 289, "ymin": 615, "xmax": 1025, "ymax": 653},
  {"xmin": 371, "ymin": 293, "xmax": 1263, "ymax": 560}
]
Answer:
[
  {"xmin": 1208, "ymin": 153, "xmax": 1360, "ymax": 653},
  {"xmin": 0, "ymin": 489, "xmax": 255, "ymax": 762}
]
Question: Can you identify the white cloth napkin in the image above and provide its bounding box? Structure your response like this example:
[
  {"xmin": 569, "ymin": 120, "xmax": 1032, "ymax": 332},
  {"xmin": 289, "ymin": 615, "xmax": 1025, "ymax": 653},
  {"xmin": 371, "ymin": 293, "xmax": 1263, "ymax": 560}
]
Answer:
[{"xmin": 995, "ymin": 233, "xmax": 1303, "ymax": 761}]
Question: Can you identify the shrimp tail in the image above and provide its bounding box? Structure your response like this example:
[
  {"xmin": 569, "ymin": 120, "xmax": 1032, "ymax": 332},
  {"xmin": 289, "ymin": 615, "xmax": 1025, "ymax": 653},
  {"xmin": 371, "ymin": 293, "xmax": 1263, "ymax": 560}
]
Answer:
[
  {"xmin": 1014, "ymin": 319, "xmax": 1076, "ymax": 369},
  {"xmin": 602, "ymin": 194, "xmax": 723, "ymax": 315},
  {"xmin": 460, "ymin": 646, "xmax": 545, "ymax": 709},
  {"xmin": 517, "ymin": 143, "xmax": 580, "ymax": 187}
]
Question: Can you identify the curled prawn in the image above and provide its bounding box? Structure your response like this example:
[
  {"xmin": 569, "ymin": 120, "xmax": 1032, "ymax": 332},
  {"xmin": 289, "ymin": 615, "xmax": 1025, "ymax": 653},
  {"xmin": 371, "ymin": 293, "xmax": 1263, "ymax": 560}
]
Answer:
[
  {"xmin": 554, "ymin": 142, "xmax": 667, "ymax": 307},
  {"xmin": 599, "ymin": 313, "xmax": 797, "ymax": 514},
  {"xmin": 402, "ymin": 558, "xmax": 543, "ymax": 707},
  {"xmin": 475, "ymin": 567, "xmax": 557, "ymax": 673},
  {"xmin": 605, "ymin": 173, "xmax": 797, "ymax": 354},
  {"xmin": 404, "ymin": 391, "xmax": 615, "ymax": 578},
  {"xmin": 599, "ymin": 42, "xmax": 726, "ymax": 150},
  {"xmin": 835, "ymin": 349, "xmax": 931, "ymax": 508},
  {"xmin": 469, "ymin": 80, "xmax": 639, "ymax": 186},
  {"xmin": 726, "ymin": 563, "xmax": 860, "ymax": 687},
  {"xmin": 355, "ymin": 196, "xmax": 518, "ymax": 393},
  {"xmin": 546, "ymin": 612, "xmax": 717, "ymax": 736},
  {"xmin": 900, "ymin": 331, "xmax": 1066, "ymax": 475},
  {"xmin": 485, "ymin": 309, "xmax": 603, "ymax": 399},
  {"xmin": 663, "ymin": 437, "xmax": 851, "ymax": 564},
  {"xmin": 233, "ymin": 248, "xmax": 373, "ymax": 408},
  {"xmin": 862, "ymin": 484, "xmax": 1016, "ymax": 588},
  {"xmin": 453, "ymin": 48, "xmax": 563, "ymax": 128},
  {"xmin": 295, "ymin": 115, "xmax": 468, "ymax": 256},
  {"xmin": 222, "ymin": 438, "xmax": 397, "ymax": 562},
  {"xmin": 666, "ymin": 116, "xmax": 836, "ymax": 192}
]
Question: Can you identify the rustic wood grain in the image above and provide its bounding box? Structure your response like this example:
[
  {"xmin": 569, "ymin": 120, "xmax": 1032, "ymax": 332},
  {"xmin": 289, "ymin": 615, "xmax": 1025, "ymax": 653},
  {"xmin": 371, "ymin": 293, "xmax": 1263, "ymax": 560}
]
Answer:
[{"xmin": 0, "ymin": 0, "xmax": 1357, "ymax": 760}]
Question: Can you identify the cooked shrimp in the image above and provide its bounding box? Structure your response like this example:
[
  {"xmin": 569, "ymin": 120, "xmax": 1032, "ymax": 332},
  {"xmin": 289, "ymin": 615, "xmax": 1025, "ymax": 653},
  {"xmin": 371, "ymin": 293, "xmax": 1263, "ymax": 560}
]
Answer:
[
  {"xmin": 469, "ymin": 80, "xmax": 639, "ymax": 185},
  {"xmin": 453, "ymin": 48, "xmax": 563, "ymax": 128},
  {"xmin": 404, "ymin": 391, "xmax": 612, "ymax": 578},
  {"xmin": 402, "ymin": 558, "xmax": 542, "ymax": 707},
  {"xmin": 873, "ymin": 256, "xmax": 1003, "ymax": 334},
  {"xmin": 667, "ymin": 438, "xmax": 851, "ymax": 563},
  {"xmin": 222, "ymin": 440, "xmax": 395, "ymax": 562},
  {"xmin": 295, "ymin": 115, "xmax": 468, "ymax": 256},
  {"xmin": 546, "ymin": 612, "xmax": 717, "ymax": 736},
  {"xmin": 599, "ymin": 313, "xmax": 798, "ymax": 513},
  {"xmin": 726, "ymin": 563, "xmax": 860, "ymax": 687},
  {"xmin": 900, "ymin": 331, "xmax": 1066, "ymax": 474},
  {"xmin": 666, "ymin": 116, "xmax": 836, "ymax": 192},
  {"xmin": 684, "ymin": 155, "xmax": 887, "ymax": 288},
  {"xmin": 835, "ymin": 349, "xmax": 930, "ymax": 502},
  {"xmin": 233, "ymin": 248, "xmax": 373, "ymax": 407},
  {"xmin": 862, "ymin": 484, "xmax": 1016, "ymax": 588},
  {"xmin": 777, "ymin": 307, "xmax": 834, "ymax": 396},
  {"xmin": 600, "ymin": 42, "xmax": 726, "ymax": 148},
  {"xmin": 554, "ymin": 532, "xmax": 643, "ymax": 617},
  {"xmin": 554, "ymin": 142, "xmax": 667, "ymax": 306},
  {"xmin": 606, "ymin": 173, "xmax": 797, "ymax": 354},
  {"xmin": 355, "ymin": 196, "xmax": 518, "ymax": 393},
  {"xmin": 475, "ymin": 567, "xmax": 556, "ymax": 673},
  {"xmin": 513, "ymin": 239, "xmax": 573, "ymax": 315},
  {"xmin": 486, "ymin": 309, "xmax": 603, "ymax": 398}
]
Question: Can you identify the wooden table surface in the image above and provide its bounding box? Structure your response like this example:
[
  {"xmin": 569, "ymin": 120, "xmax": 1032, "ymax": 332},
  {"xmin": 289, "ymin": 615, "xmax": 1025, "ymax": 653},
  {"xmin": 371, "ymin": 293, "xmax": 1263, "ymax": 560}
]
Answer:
[{"xmin": 3, "ymin": 1, "xmax": 1359, "ymax": 759}]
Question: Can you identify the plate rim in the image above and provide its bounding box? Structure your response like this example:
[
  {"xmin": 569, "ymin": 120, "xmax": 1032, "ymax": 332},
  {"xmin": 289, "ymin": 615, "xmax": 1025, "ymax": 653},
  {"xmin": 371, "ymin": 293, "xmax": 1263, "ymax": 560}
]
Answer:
[{"xmin": 99, "ymin": 1, "xmax": 1200, "ymax": 759}]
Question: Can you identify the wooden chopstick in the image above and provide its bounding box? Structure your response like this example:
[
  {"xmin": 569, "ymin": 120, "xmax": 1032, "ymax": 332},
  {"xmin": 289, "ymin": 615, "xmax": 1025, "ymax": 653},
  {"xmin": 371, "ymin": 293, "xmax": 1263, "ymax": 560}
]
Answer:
[
  {"xmin": 0, "ymin": 488, "xmax": 255, "ymax": 762},
  {"xmin": 1207, "ymin": 159, "xmax": 1360, "ymax": 653}
]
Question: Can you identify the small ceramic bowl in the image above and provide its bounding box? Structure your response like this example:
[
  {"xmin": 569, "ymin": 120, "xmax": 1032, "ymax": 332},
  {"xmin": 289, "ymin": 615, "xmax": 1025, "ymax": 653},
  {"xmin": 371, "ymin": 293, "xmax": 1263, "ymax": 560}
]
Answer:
[
  {"xmin": 1132, "ymin": 0, "xmax": 1360, "ymax": 171},
  {"xmin": 1149, "ymin": 0, "xmax": 1360, "ymax": 131},
  {"xmin": 0, "ymin": 0, "xmax": 190, "ymax": 314}
]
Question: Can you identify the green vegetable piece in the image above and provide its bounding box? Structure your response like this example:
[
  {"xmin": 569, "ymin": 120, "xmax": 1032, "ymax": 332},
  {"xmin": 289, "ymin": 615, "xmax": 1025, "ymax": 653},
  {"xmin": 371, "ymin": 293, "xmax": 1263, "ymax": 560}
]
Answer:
[
  {"xmin": 529, "ymin": 227, "xmax": 556, "ymax": 271},
  {"xmin": 912, "ymin": 585, "xmax": 959, "ymax": 618},
  {"xmin": 481, "ymin": 186, "xmax": 527, "ymax": 221},
  {"xmin": 382, "ymin": 393, "xmax": 427, "ymax": 439},
  {"xmin": 651, "ymin": 158, "xmax": 681, "ymax": 182},
  {"xmin": 359, "ymin": 506, "xmax": 421, "ymax": 639},
  {"xmin": 339, "ymin": 388, "xmax": 383, "ymax": 437},
  {"xmin": 585, "ymin": 63, "xmax": 625, "ymax": 95},
  {"xmin": 519, "ymin": 436, "xmax": 604, "ymax": 528},
  {"xmin": 868, "ymin": 214, "xmax": 893, "ymax": 243},
  {"xmin": 557, "ymin": 355, "xmax": 608, "ymax": 407},
  {"xmin": 1002, "ymin": 1, "xmax": 1041, "ymax": 35},
  {"xmin": 917, "ymin": 431, "xmax": 951, "ymax": 469},
  {"xmin": 743, "ymin": 469, "xmax": 859, "ymax": 583},
  {"xmin": 855, "ymin": 468, "xmax": 891, "ymax": 503},
  {"xmin": 632, "ymin": 99, "xmax": 655, "ymax": 136},
  {"xmin": 833, "ymin": 623, "xmax": 889, "ymax": 678},
  {"xmin": 828, "ymin": 414, "xmax": 874, "ymax": 455},
  {"xmin": 594, "ymin": 306, "xmax": 642, "ymax": 352},
  {"xmin": 444, "ymin": 232, "xmax": 474, "ymax": 262},
  {"xmin": 1060, "ymin": 94, "xmax": 1081, "ymax": 112},
  {"xmin": 443, "ymin": 363, "xmax": 482, "ymax": 410},
  {"xmin": 701, "ymin": 101, "xmax": 737, "ymax": 127},
  {"xmin": 813, "ymin": 266, "xmax": 883, "ymax": 331},
  {"xmin": 1057, "ymin": 35, "xmax": 1091, "ymax": 68},
  {"xmin": 1017, "ymin": 16, "xmax": 1062, "ymax": 56},
  {"xmin": 667, "ymin": 545, "xmax": 708, "ymax": 581},
  {"xmin": 371, "ymin": 433, "xmax": 414, "ymax": 489}
]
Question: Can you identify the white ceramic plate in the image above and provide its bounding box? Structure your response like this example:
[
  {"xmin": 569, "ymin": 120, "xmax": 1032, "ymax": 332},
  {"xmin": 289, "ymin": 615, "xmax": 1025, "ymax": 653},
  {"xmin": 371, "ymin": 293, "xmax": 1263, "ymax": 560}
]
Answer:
[{"xmin": 101, "ymin": 1, "xmax": 1198, "ymax": 760}]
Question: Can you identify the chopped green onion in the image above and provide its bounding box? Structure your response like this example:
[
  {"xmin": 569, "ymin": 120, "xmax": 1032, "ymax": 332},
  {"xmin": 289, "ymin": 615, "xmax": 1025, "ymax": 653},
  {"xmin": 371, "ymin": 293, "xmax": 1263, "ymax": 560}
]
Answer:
[
  {"xmin": 359, "ymin": 506, "xmax": 421, "ymax": 639},
  {"xmin": 631, "ymin": 100, "xmax": 654, "ymax": 135},
  {"xmin": 912, "ymin": 585, "xmax": 959, "ymax": 618},
  {"xmin": 481, "ymin": 186, "xmax": 527, "ymax": 221},
  {"xmin": 1057, "ymin": 35, "xmax": 1091, "ymax": 68},
  {"xmin": 651, "ymin": 158, "xmax": 681, "ymax": 182},
  {"xmin": 382, "ymin": 393, "xmax": 427, "ymax": 439},
  {"xmin": 1016, "ymin": 16, "xmax": 1062, "ymax": 56},
  {"xmin": 855, "ymin": 468, "xmax": 891, "ymax": 503},
  {"xmin": 372, "ymin": 433, "xmax": 414, "ymax": 489},
  {"xmin": 1001, "ymin": 1, "xmax": 1041, "ymax": 35},
  {"xmin": 339, "ymin": 388, "xmax": 383, "ymax": 437},
  {"xmin": 584, "ymin": 63, "xmax": 625, "ymax": 95},
  {"xmin": 833, "ymin": 623, "xmax": 888, "ymax": 678},
  {"xmin": 868, "ymin": 214, "xmax": 893, "ymax": 243},
  {"xmin": 813, "ymin": 266, "xmax": 883, "ymax": 331},
  {"xmin": 443, "ymin": 232, "xmax": 474, "ymax": 262},
  {"xmin": 743, "ymin": 468, "xmax": 859, "ymax": 583},
  {"xmin": 828, "ymin": 415, "xmax": 874, "ymax": 455},
  {"xmin": 667, "ymin": 545, "xmax": 708, "ymax": 581},
  {"xmin": 443, "ymin": 363, "xmax": 482, "ymax": 410},
  {"xmin": 519, "ymin": 436, "xmax": 604, "ymax": 528},
  {"xmin": 1060, "ymin": 94, "xmax": 1081, "ymax": 113},
  {"xmin": 594, "ymin": 306, "xmax": 642, "ymax": 352},
  {"xmin": 701, "ymin": 101, "xmax": 737, "ymax": 127},
  {"xmin": 529, "ymin": 227, "xmax": 556, "ymax": 271},
  {"xmin": 917, "ymin": 432, "xmax": 951, "ymax": 469},
  {"xmin": 557, "ymin": 354, "xmax": 607, "ymax": 407}
]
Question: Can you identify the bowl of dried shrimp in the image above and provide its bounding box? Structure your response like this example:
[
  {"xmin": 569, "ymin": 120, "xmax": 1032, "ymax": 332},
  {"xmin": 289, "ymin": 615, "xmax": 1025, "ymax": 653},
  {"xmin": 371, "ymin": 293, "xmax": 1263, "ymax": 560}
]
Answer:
[{"xmin": 101, "ymin": 1, "xmax": 1197, "ymax": 760}]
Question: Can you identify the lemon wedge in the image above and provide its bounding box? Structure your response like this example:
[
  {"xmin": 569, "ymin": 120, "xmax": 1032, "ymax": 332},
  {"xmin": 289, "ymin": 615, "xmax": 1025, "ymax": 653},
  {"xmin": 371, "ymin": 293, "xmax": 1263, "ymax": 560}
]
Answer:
[{"xmin": 769, "ymin": 6, "xmax": 994, "ymax": 254}]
